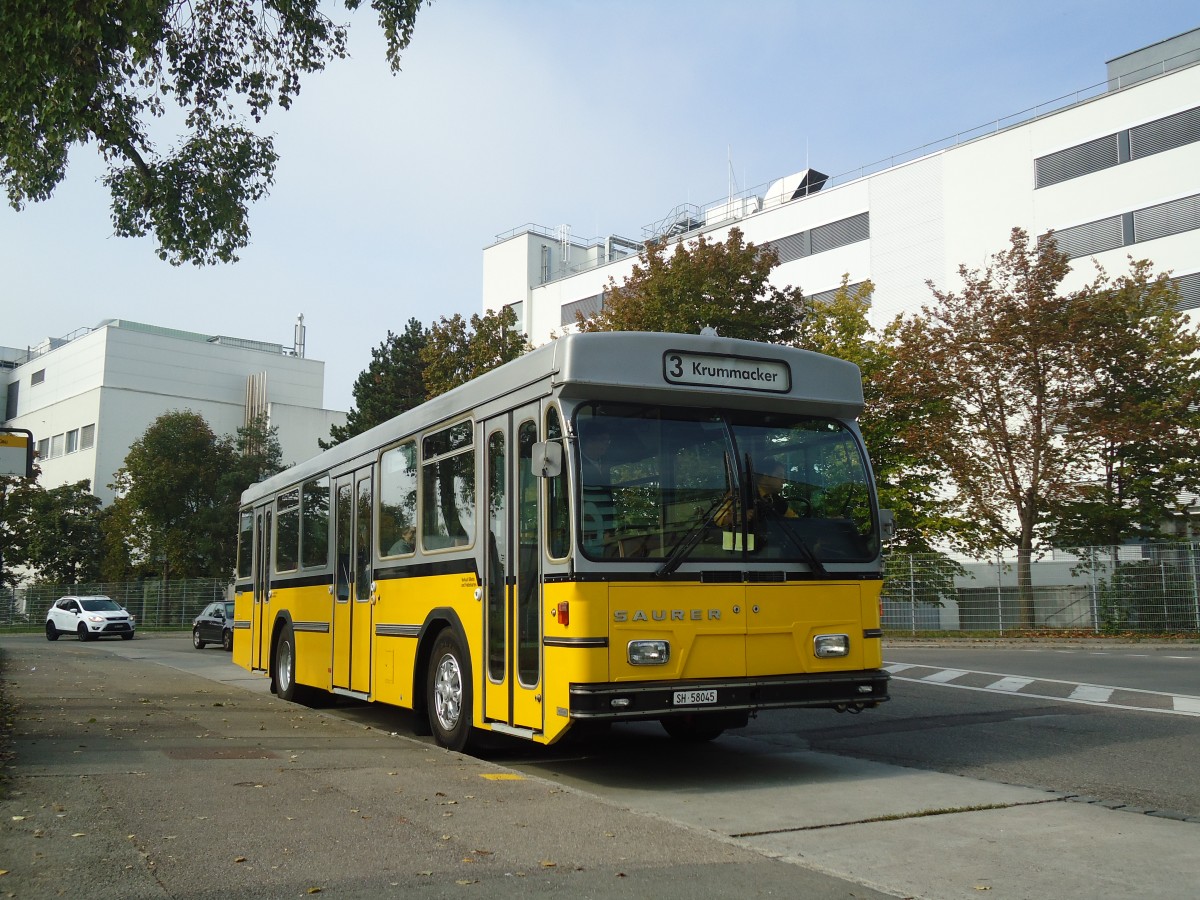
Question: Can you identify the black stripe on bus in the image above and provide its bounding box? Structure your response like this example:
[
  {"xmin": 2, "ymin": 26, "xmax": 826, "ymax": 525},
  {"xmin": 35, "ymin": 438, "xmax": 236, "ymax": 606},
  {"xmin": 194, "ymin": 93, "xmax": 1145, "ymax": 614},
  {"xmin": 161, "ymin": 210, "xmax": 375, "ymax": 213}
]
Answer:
[
  {"xmin": 292, "ymin": 621, "xmax": 330, "ymax": 633},
  {"xmin": 375, "ymin": 559, "xmax": 480, "ymax": 582},
  {"xmin": 261, "ymin": 572, "xmax": 332, "ymax": 590},
  {"xmin": 376, "ymin": 624, "xmax": 422, "ymax": 638},
  {"xmin": 545, "ymin": 571, "xmax": 885, "ymax": 584},
  {"xmin": 544, "ymin": 637, "xmax": 609, "ymax": 648}
]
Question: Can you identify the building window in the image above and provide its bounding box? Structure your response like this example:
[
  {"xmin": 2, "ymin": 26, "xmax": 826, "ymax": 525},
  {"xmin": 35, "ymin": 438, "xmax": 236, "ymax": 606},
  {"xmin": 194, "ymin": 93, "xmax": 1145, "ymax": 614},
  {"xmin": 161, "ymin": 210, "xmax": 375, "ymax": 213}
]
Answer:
[
  {"xmin": 5, "ymin": 381, "xmax": 17, "ymax": 421},
  {"xmin": 31, "ymin": 369, "xmax": 45, "ymax": 386},
  {"xmin": 1035, "ymin": 105, "xmax": 1200, "ymax": 189},
  {"xmin": 808, "ymin": 281, "xmax": 873, "ymax": 307},
  {"xmin": 1172, "ymin": 272, "xmax": 1200, "ymax": 312},
  {"xmin": 763, "ymin": 212, "xmax": 870, "ymax": 264},
  {"xmin": 1045, "ymin": 192, "xmax": 1200, "ymax": 261},
  {"xmin": 504, "ymin": 301, "xmax": 524, "ymax": 335},
  {"xmin": 561, "ymin": 293, "xmax": 605, "ymax": 327},
  {"xmin": 66, "ymin": 429, "xmax": 79, "ymax": 454},
  {"xmin": 36, "ymin": 438, "xmax": 49, "ymax": 459},
  {"xmin": 49, "ymin": 433, "xmax": 64, "ymax": 458},
  {"xmin": 80, "ymin": 424, "xmax": 95, "ymax": 450}
]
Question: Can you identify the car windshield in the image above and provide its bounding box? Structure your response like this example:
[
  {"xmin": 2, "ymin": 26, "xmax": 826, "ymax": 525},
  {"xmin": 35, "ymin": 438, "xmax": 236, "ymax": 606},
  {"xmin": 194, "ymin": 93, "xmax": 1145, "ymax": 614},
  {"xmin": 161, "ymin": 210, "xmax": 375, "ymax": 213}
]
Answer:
[
  {"xmin": 223, "ymin": 602, "xmax": 234, "ymax": 618},
  {"xmin": 80, "ymin": 598, "xmax": 121, "ymax": 612},
  {"xmin": 575, "ymin": 404, "xmax": 878, "ymax": 564}
]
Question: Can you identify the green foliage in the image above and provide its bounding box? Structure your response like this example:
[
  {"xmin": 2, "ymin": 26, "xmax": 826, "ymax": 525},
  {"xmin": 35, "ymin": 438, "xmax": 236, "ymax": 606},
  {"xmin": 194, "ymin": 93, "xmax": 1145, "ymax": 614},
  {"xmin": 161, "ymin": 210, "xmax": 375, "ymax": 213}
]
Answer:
[
  {"xmin": 578, "ymin": 228, "xmax": 806, "ymax": 342},
  {"xmin": 109, "ymin": 409, "xmax": 281, "ymax": 579},
  {"xmin": 0, "ymin": 1, "xmax": 427, "ymax": 265},
  {"xmin": 421, "ymin": 306, "xmax": 530, "ymax": 397},
  {"xmin": 1049, "ymin": 261, "xmax": 1200, "ymax": 548},
  {"xmin": 323, "ymin": 318, "xmax": 429, "ymax": 448},
  {"xmin": 23, "ymin": 480, "xmax": 105, "ymax": 584}
]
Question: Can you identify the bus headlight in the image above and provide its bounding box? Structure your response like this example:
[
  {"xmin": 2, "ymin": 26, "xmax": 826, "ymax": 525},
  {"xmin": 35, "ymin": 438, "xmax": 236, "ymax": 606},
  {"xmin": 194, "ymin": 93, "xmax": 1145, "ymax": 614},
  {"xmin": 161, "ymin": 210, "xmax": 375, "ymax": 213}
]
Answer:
[
  {"xmin": 814, "ymin": 634, "xmax": 850, "ymax": 658},
  {"xmin": 628, "ymin": 640, "xmax": 670, "ymax": 666}
]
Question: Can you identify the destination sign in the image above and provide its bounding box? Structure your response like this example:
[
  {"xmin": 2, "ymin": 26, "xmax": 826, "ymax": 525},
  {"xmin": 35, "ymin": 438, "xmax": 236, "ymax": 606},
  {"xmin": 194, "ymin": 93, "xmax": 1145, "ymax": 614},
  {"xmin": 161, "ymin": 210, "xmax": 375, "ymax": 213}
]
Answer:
[{"xmin": 663, "ymin": 351, "xmax": 791, "ymax": 393}]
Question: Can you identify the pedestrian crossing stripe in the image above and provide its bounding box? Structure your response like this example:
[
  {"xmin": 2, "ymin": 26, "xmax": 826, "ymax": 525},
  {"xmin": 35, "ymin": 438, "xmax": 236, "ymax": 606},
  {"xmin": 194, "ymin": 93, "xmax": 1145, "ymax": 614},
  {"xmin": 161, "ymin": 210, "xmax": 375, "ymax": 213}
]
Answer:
[{"xmin": 884, "ymin": 662, "xmax": 1200, "ymax": 718}]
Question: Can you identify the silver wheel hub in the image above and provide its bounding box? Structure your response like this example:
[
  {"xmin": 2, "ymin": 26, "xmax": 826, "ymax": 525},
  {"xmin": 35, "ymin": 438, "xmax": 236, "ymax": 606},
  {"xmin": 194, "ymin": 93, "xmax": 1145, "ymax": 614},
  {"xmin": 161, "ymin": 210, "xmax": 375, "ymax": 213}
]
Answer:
[
  {"xmin": 278, "ymin": 641, "xmax": 293, "ymax": 691},
  {"xmin": 433, "ymin": 653, "xmax": 463, "ymax": 731}
]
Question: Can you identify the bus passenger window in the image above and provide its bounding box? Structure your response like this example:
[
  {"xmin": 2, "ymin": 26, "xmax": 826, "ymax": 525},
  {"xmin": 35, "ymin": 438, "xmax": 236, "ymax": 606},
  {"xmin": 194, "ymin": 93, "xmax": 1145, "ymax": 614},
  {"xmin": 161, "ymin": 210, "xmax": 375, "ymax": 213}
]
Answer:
[
  {"xmin": 421, "ymin": 422, "xmax": 475, "ymax": 550},
  {"xmin": 380, "ymin": 441, "xmax": 417, "ymax": 556}
]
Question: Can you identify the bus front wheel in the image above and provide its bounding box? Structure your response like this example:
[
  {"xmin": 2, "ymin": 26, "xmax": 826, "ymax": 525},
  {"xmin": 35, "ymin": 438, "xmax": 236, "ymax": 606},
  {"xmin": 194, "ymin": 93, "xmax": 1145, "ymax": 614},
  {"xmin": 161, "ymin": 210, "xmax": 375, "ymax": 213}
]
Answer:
[
  {"xmin": 427, "ymin": 630, "xmax": 474, "ymax": 752},
  {"xmin": 660, "ymin": 711, "xmax": 746, "ymax": 742}
]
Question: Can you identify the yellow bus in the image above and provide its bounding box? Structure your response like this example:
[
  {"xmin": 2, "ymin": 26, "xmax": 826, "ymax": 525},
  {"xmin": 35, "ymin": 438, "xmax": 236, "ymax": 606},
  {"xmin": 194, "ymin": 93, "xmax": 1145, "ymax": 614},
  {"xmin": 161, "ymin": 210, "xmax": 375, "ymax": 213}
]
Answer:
[{"xmin": 234, "ymin": 331, "xmax": 890, "ymax": 749}]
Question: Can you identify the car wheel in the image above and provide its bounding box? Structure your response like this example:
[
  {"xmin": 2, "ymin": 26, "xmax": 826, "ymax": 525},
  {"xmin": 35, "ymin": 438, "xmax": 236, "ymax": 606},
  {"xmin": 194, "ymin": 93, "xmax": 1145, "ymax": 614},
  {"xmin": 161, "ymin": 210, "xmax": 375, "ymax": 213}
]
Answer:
[
  {"xmin": 222, "ymin": 628, "xmax": 233, "ymax": 652},
  {"xmin": 45, "ymin": 621, "xmax": 59, "ymax": 641},
  {"xmin": 426, "ymin": 629, "xmax": 474, "ymax": 752},
  {"xmin": 121, "ymin": 631, "xmax": 134, "ymax": 641},
  {"xmin": 77, "ymin": 623, "xmax": 95, "ymax": 642},
  {"xmin": 193, "ymin": 627, "xmax": 205, "ymax": 649}
]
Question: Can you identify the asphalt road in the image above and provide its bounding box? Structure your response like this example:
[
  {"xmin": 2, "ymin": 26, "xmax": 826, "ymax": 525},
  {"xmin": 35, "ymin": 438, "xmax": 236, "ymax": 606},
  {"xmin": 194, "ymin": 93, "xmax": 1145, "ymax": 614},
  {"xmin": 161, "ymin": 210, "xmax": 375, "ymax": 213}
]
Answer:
[{"xmin": 3, "ymin": 633, "xmax": 1199, "ymax": 899}]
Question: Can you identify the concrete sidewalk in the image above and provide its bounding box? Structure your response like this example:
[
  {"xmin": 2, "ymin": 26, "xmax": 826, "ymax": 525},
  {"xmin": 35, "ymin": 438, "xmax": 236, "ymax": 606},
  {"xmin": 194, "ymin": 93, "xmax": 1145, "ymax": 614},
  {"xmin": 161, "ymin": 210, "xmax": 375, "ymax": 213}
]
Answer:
[
  {"xmin": 0, "ymin": 637, "xmax": 890, "ymax": 899},
  {"xmin": 3, "ymin": 634, "xmax": 1198, "ymax": 899}
]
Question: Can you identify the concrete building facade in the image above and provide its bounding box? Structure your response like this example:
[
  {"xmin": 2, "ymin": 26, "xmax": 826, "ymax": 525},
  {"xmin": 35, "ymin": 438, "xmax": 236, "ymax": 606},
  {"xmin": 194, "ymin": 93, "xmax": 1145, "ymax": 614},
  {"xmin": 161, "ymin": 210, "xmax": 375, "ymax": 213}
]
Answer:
[
  {"xmin": 1, "ymin": 318, "xmax": 346, "ymax": 504},
  {"xmin": 483, "ymin": 29, "xmax": 1200, "ymax": 342}
]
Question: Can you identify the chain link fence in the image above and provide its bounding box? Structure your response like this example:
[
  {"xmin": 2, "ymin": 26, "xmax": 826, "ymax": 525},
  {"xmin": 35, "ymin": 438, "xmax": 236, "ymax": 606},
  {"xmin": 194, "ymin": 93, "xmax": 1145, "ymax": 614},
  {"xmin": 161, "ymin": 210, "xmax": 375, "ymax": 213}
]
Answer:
[
  {"xmin": 0, "ymin": 579, "xmax": 231, "ymax": 631},
  {"xmin": 4, "ymin": 542, "xmax": 1200, "ymax": 635},
  {"xmin": 883, "ymin": 543, "xmax": 1200, "ymax": 635}
]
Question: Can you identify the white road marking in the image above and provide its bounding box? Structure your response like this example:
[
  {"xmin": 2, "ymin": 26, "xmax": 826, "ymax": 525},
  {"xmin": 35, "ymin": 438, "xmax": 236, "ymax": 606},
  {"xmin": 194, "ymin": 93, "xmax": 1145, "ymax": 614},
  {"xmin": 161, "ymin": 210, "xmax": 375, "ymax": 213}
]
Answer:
[
  {"xmin": 1069, "ymin": 684, "xmax": 1113, "ymax": 702},
  {"xmin": 1174, "ymin": 696, "xmax": 1200, "ymax": 714},
  {"xmin": 987, "ymin": 676, "xmax": 1034, "ymax": 692},
  {"xmin": 922, "ymin": 669, "xmax": 968, "ymax": 683}
]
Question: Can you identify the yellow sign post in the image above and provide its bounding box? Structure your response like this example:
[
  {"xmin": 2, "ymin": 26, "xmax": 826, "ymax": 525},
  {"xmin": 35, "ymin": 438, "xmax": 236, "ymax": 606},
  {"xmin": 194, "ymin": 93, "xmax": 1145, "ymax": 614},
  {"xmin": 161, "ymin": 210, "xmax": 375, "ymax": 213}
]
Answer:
[{"xmin": 0, "ymin": 429, "xmax": 34, "ymax": 478}]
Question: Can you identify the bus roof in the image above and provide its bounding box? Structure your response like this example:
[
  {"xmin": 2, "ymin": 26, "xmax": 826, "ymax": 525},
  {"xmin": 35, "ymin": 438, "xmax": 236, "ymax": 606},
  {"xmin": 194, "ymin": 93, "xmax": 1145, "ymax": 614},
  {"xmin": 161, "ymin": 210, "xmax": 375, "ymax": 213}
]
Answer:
[{"xmin": 241, "ymin": 332, "xmax": 864, "ymax": 505}]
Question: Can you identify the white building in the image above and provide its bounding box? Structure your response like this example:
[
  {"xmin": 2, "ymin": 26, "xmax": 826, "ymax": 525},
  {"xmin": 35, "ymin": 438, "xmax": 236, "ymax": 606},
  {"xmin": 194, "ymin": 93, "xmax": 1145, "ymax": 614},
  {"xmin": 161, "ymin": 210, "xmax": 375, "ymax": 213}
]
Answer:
[
  {"xmin": 483, "ymin": 29, "xmax": 1200, "ymax": 341},
  {"xmin": 1, "ymin": 318, "xmax": 346, "ymax": 504}
]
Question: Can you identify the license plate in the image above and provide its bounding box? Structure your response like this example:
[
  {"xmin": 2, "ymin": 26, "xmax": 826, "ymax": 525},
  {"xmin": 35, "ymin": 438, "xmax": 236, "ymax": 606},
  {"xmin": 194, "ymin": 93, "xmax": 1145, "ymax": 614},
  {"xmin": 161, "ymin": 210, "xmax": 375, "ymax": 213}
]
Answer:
[{"xmin": 673, "ymin": 689, "xmax": 717, "ymax": 706}]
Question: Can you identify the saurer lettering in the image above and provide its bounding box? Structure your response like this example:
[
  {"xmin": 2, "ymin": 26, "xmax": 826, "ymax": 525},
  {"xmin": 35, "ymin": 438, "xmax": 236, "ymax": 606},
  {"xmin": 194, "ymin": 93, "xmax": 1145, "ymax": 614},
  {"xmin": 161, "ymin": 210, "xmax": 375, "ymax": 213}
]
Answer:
[{"xmin": 613, "ymin": 609, "xmax": 723, "ymax": 623}]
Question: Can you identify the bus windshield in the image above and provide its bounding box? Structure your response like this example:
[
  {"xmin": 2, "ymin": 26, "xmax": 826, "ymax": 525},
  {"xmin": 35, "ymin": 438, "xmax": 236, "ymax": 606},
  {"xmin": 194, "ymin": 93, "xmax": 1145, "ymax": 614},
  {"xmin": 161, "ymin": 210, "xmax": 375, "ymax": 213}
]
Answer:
[{"xmin": 575, "ymin": 403, "xmax": 878, "ymax": 565}]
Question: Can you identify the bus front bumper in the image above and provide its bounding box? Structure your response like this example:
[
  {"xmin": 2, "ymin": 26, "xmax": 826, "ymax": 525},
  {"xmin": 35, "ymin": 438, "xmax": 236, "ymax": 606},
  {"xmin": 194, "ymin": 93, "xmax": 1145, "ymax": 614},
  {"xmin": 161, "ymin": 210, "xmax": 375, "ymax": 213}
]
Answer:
[{"xmin": 568, "ymin": 670, "xmax": 890, "ymax": 721}]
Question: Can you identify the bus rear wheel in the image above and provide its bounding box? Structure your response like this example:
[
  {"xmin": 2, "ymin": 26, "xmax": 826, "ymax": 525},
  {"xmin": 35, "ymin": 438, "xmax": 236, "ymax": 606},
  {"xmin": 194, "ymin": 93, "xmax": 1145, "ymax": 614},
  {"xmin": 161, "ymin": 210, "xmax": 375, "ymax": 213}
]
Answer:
[
  {"xmin": 275, "ymin": 623, "xmax": 305, "ymax": 703},
  {"xmin": 427, "ymin": 630, "xmax": 474, "ymax": 752}
]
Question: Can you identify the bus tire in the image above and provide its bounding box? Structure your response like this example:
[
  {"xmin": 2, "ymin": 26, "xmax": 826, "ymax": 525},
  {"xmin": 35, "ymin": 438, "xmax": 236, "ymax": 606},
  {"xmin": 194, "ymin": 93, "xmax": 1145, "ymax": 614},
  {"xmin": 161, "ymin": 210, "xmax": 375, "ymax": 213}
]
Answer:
[
  {"xmin": 426, "ymin": 629, "xmax": 474, "ymax": 752},
  {"xmin": 275, "ymin": 622, "xmax": 304, "ymax": 703},
  {"xmin": 660, "ymin": 711, "xmax": 746, "ymax": 742}
]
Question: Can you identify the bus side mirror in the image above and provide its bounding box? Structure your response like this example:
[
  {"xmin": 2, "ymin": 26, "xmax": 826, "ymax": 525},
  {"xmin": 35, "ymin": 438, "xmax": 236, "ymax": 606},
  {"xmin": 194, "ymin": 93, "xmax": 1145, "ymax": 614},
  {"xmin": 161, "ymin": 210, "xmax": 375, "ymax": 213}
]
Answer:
[
  {"xmin": 879, "ymin": 509, "xmax": 896, "ymax": 542},
  {"xmin": 532, "ymin": 441, "xmax": 563, "ymax": 478}
]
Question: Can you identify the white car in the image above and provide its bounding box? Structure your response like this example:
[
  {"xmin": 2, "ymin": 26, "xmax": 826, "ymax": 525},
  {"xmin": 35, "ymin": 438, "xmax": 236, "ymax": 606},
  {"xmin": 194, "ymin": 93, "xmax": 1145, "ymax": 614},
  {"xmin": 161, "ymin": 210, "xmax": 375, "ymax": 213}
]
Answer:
[{"xmin": 45, "ymin": 595, "xmax": 136, "ymax": 642}]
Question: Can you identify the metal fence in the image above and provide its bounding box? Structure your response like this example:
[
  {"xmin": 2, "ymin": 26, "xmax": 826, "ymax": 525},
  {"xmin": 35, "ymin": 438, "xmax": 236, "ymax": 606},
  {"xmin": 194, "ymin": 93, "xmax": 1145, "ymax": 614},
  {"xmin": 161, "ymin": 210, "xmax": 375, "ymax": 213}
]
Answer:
[
  {"xmin": 883, "ymin": 544, "xmax": 1200, "ymax": 635},
  {"xmin": 1, "ymin": 579, "xmax": 231, "ymax": 631},
  {"xmin": 4, "ymin": 543, "xmax": 1200, "ymax": 635}
]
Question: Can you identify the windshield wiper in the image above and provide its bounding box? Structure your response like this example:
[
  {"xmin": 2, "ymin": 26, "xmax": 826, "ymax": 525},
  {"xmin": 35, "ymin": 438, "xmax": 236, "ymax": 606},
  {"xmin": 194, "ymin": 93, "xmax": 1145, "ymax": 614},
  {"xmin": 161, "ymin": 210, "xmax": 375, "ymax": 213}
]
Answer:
[
  {"xmin": 772, "ymin": 515, "xmax": 828, "ymax": 577},
  {"xmin": 657, "ymin": 454, "xmax": 737, "ymax": 577}
]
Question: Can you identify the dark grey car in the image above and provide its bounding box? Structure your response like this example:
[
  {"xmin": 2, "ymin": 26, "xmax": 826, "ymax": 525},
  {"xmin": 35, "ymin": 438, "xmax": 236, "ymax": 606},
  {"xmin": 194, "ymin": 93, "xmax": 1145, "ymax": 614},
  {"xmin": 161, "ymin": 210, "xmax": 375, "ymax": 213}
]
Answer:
[{"xmin": 192, "ymin": 600, "xmax": 235, "ymax": 651}]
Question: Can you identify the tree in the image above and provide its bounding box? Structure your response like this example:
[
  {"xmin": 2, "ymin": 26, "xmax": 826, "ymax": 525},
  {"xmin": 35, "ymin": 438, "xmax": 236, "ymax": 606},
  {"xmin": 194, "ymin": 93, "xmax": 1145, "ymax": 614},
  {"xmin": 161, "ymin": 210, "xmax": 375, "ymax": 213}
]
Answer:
[
  {"xmin": 578, "ymin": 228, "xmax": 806, "ymax": 342},
  {"xmin": 109, "ymin": 409, "xmax": 281, "ymax": 579},
  {"xmin": 0, "ymin": 472, "xmax": 41, "ymax": 588},
  {"xmin": 23, "ymin": 480, "xmax": 105, "ymax": 585},
  {"xmin": 893, "ymin": 229, "xmax": 1084, "ymax": 625},
  {"xmin": 323, "ymin": 318, "xmax": 429, "ymax": 448},
  {"xmin": 1049, "ymin": 261, "xmax": 1200, "ymax": 548},
  {"xmin": 1, "ymin": 1, "xmax": 427, "ymax": 265},
  {"xmin": 421, "ymin": 306, "xmax": 529, "ymax": 397},
  {"xmin": 892, "ymin": 228, "xmax": 1200, "ymax": 625}
]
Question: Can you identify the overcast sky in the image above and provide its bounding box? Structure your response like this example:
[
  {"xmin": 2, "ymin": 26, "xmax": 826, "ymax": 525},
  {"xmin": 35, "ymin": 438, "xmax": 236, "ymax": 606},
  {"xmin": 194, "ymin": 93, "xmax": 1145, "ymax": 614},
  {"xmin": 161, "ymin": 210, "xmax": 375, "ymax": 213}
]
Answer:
[{"xmin": 3, "ymin": 1, "xmax": 1197, "ymax": 411}]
